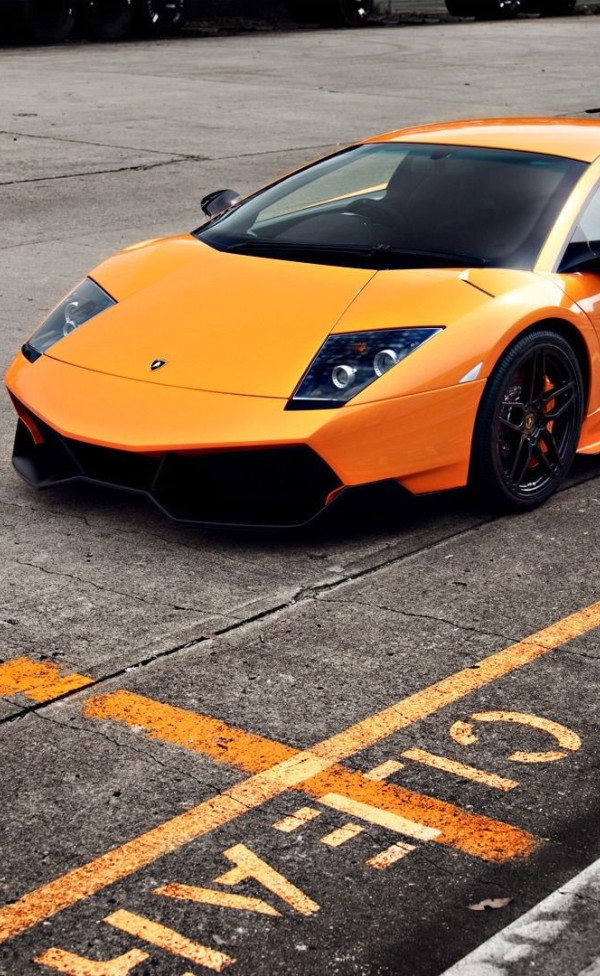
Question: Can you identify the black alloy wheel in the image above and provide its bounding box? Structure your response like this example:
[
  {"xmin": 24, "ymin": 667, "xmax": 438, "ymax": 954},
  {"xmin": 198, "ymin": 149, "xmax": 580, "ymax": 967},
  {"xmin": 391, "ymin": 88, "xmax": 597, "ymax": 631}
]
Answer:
[
  {"xmin": 15, "ymin": 0, "xmax": 76, "ymax": 42},
  {"xmin": 80, "ymin": 0, "xmax": 134, "ymax": 39},
  {"xmin": 471, "ymin": 330, "xmax": 584, "ymax": 511},
  {"xmin": 134, "ymin": 0, "xmax": 188, "ymax": 35}
]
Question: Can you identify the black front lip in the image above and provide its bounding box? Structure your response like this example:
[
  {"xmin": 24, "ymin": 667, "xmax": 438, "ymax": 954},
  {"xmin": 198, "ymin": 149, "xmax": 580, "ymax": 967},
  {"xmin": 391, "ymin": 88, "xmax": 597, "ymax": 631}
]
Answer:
[{"xmin": 11, "ymin": 413, "xmax": 346, "ymax": 529}]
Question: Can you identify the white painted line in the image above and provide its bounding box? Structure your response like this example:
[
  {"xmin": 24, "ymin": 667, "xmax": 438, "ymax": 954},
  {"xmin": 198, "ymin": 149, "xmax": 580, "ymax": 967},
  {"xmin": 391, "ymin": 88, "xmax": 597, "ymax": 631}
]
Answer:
[
  {"xmin": 439, "ymin": 856, "xmax": 600, "ymax": 976},
  {"xmin": 319, "ymin": 793, "xmax": 441, "ymax": 842}
]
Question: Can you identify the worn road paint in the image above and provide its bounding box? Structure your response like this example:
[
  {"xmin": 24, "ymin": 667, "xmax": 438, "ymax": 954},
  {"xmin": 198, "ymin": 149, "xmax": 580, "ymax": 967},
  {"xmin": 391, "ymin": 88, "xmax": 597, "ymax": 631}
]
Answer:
[
  {"xmin": 82, "ymin": 692, "xmax": 538, "ymax": 859},
  {"xmin": 320, "ymin": 823, "xmax": 365, "ymax": 847},
  {"xmin": 34, "ymin": 947, "xmax": 149, "ymax": 975},
  {"xmin": 104, "ymin": 909, "xmax": 234, "ymax": 971},
  {"xmin": 366, "ymin": 842, "xmax": 416, "ymax": 870},
  {"xmin": 4, "ymin": 595, "xmax": 599, "ymax": 946},
  {"xmin": 154, "ymin": 883, "xmax": 281, "ymax": 917},
  {"xmin": 450, "ymin": 711, "xmax": 582, "ymax": 763},
  {"xmin": 215, "ymin": 845, "xmax": 320, "ymax": 916},
  {"xmin": 0, "ymin": 657, "xmax": 92, "ymax": 702},
  {"xmin": 364, "ymin": 760, "xmax": 405, "ymax": 781},
  {"xmin": 401, "ymin": 748, "xmax": 519, "ymax": 791},
  {"xmin": 85, "ymin": 690, "xmax": 294, "ymax": 773},
  {"xmin": 319, "ymin": 793, "xmax": 441, "ymax": 841},
  {"xmin": 272, "ymin": 808, "xmax": 322, "ymax": 833}
]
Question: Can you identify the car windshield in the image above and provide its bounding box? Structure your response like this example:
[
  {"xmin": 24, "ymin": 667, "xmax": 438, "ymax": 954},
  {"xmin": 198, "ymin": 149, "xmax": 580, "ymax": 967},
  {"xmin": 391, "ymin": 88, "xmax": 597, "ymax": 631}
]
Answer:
[{"xmin": 195, "ymin": 143, "xmax": 586, "ymax": 270}]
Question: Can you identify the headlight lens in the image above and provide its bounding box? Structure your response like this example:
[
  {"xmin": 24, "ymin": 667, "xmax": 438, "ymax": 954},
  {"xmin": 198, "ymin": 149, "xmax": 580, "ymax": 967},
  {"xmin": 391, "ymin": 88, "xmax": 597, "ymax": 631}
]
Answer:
[
  {"xmin": 25, "ymin": 278, "xmax": 116, "ymax": 357},
  {"xmin": 289, "ymin": 327, "xmax": 443, "ymax": 408}
]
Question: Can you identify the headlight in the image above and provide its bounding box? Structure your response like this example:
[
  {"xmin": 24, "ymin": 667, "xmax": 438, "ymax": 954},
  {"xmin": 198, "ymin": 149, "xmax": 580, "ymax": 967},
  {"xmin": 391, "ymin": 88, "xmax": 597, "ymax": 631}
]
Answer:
[
  {"xmin": 288, "ymin": 328, "xmax": 443, "ymax": 408},
  {"xmin": 23, "ymin": 278, "xmax": 116, "ymax": 360}
]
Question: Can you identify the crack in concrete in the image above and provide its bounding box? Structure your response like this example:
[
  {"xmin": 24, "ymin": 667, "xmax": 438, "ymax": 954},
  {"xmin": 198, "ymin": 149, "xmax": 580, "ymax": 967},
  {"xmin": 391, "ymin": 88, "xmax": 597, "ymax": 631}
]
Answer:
[
  {"xmin": 0, "ymin": 141, "xmax": 335, "ymax": 187},
  {"xmin": 318, "ymin": 597, "xmax": 517, "ymax": 644},
  {"xmin": 31, "ymin": 708, "xmax": 238, "ymax": 801},
  {"xmin": 12, "ymin": 556, "xmax": 226, "ymax": 618},
  {"xmin": 0, "ymin": 154, "xmax": 209, "ymax": 187},
  {"xmin": 0, "ymin": 128, "xmax": 190, "ymax": 158}
]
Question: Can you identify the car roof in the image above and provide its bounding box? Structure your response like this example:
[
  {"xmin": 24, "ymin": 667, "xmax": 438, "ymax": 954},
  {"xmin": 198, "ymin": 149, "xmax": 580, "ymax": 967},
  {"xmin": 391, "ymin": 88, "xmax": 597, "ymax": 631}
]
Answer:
[{"xmin": 365, "ymin": 118, "xmax": 600, "ymax": 163}]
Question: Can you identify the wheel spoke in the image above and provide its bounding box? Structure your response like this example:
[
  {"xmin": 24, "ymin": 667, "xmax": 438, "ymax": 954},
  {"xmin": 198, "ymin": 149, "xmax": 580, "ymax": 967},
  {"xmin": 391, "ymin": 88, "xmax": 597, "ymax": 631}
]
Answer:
[
  {"xmin": 499, "ymin": 415, "xmax": 524, "ymax": 433},
  {"xmin": 533, "ymin": 441, "xmax": 557, "ymax": 475},
  {"xmin": 529, "ymin": 350, "xmax": 546, "ymax": 401},
  {"xmin": 510, "ymin": 436, "xmax": 531, "ymax": 483},
  {"xmin": 543, "ymin": 380, "xmax": 574, "ymax": 405},
  {"xmin": 540, "ymin": 428, "xmax": 563, "ymax": 466},
  {"xmin": 546, "ymin": 391, "xmax": 576, "ymax": 421}
]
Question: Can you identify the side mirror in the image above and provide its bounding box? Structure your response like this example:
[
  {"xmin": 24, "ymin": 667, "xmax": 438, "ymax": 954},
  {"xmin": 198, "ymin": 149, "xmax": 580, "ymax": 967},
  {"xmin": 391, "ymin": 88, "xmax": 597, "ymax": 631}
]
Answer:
[
  {"xmin": 559, "ymin": 240, "xmax": 600, "ymax": 273},
  {"xmin": 201, "ymin": 189, "xmax": 242, "ymax": 219}
]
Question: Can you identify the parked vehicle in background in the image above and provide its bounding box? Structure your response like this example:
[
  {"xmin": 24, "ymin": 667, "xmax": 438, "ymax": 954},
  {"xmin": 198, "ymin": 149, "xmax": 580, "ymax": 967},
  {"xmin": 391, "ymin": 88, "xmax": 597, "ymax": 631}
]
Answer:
[
  {"xmin": 445, "ymin": 0, "xmax": 575, "ymax": 17},
  {"xmin": 0, "ymin": 0, "xmax": 189, "ymax": 43},
  {"xmin": 286, "ymin": 0, "xmax": 373, "ymax": 26}
]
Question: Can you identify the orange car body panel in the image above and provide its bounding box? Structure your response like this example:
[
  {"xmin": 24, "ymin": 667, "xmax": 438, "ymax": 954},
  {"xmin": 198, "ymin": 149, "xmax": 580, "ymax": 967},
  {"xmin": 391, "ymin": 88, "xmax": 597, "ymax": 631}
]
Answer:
[{"xmin": 7, "ymin": 117, "xmax": 600, "ymax": 510}]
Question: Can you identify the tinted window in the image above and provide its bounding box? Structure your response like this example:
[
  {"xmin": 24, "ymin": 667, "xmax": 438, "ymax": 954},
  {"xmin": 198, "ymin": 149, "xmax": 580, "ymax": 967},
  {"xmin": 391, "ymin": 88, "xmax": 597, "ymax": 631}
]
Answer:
[{"xmin": 197, "ymin": 143, "xmax": 586, "ymax": 270}]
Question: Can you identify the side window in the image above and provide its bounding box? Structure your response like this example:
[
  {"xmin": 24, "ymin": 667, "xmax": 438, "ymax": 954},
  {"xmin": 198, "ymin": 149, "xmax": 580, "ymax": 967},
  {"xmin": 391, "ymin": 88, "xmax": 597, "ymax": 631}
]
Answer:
[{"xmin": 573, "ymin": 184, "xmax": 600, "ymax": 243}]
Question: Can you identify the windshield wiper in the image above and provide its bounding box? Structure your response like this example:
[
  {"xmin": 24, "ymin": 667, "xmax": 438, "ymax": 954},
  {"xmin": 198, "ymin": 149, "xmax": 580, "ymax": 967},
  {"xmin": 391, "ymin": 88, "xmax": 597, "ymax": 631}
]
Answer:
[{"xmin": 224, "ymin": 239, "xmax": 485, "ymax": 267}]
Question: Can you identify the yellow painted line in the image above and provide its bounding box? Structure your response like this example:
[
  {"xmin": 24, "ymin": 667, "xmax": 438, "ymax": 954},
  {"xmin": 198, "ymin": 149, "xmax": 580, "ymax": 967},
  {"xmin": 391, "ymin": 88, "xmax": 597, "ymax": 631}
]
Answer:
[
  {"xmin": 272, "ymin": 807, "xmax": 322, "ymax": 833},
  {"xmin": 34, "ymin": 947, "xmax": 149, "ymax": 975},
  {"xmin": 104, "ymin": 909, "xmax": 234, "ymax": 971},
  {"xmin": 214, "ymin": 844, "xmax": 320, "ymax": 916},
  {"xmin": 3, "ymin": 597, "xmax": 600, "ymax": 945},
  {"xmin": 401, "ymin": 748, "xmax": 519, "ymax": 792},
  {"xmin": 320, "ymin": 823, "xmax": 365, "ymax": 847},
  {"xmin": 154, "ymin": 883, "xmax": 281, "ymax": 917},
  {"xmin": 0, "ymin": 657, "xmax": 92, "ymax": 702},
  {"xmin": 366, "ymin": 842, "xmax": 416, "ymax": 870},
  {"xmin": 319, "ymin": 793, "xmax": 441, "ymax": 841},
  {"xmin": 364, "ymin": 760, "xmax": 405, "ymax": 781},
  {"xmin": 81, "ymin": 688, "xmax": 537, "ymax": 860},
  {"xmin": 85, "ymin": 690, "xmax": 294, "ymax": 773}
]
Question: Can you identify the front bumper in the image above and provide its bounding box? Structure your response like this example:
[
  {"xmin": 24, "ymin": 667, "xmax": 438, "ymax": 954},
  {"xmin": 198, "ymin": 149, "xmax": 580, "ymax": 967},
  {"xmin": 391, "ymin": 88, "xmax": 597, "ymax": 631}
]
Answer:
[
  {"xmin": 12, "ymin": 413, "xmax": 344, "ymax": 527},
  {"xmin": 6, "ymin": 351, "xmax": 485, "ymax": 525}
]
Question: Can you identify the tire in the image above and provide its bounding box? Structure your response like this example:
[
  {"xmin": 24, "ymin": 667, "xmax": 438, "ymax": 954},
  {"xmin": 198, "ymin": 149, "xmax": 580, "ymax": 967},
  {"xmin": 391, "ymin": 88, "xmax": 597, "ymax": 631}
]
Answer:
[
  {"xmin": 10, "ymin": 0, "xmax": 76, "ymax": 43},
  {"xmin": 470, "ymin": 330, "xmax": 584, "ymax": 512},
  {"xmin": 80, "ymin": 0, "xmax": 134, "ymax": 39},
  {"xmin": 134, "ymin": 0, "xmax": 188, "ymax": 35}
]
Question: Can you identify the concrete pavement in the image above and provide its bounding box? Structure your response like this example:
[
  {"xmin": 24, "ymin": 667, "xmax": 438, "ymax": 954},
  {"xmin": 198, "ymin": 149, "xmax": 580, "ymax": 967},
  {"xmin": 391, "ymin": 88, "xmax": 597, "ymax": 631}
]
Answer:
[{"xmin": 1, "ymin": 18, "xmax": 600, "ymax": 975}]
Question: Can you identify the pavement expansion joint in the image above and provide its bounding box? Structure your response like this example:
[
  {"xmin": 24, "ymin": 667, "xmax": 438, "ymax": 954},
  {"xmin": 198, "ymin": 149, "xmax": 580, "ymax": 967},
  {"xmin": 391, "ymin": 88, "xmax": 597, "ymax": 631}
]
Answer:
[
  {"xmin": 0, "ymin": 155, "xmax": 210, "ymax": 188},
  {"xmin": 0, "ymin": 127, "xmax": 195, "ymax": 158},
  {"xmin": 0, "ymin": 512, "xmax": 498, "ymax": 725}
]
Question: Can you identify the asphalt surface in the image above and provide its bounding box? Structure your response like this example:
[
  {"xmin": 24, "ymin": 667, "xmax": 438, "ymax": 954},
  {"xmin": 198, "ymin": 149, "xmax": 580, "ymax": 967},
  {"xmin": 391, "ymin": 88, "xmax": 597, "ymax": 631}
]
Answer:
[{"xmin": 1, "ymin": 17, "xmax": 600, "ymax": 976}]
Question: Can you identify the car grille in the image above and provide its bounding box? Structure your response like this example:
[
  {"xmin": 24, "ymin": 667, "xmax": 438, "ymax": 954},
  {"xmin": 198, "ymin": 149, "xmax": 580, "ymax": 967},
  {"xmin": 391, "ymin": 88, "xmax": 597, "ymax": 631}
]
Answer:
[{"xmin": 12, "ymin": 412, "xmax": 342, "ymax": 527}]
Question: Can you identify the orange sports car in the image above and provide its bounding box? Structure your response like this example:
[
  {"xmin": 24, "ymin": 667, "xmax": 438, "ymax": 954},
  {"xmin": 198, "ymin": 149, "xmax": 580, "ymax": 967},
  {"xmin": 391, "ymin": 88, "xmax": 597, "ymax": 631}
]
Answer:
[{"xmin": 7, "ymin": 117, "xmax": 600, "ymax": 527}]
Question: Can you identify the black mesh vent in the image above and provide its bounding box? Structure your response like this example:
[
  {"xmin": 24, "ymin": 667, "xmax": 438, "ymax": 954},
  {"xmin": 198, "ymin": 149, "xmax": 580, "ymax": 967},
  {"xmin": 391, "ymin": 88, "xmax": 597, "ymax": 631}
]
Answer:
[{"xmin": 12, "ymin": 411, "xmax": 341, "ymax": 527}]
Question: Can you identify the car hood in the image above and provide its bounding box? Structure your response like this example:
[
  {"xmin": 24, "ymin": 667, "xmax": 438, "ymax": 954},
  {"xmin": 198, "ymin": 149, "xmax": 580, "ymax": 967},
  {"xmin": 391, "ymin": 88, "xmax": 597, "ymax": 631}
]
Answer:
[
  {"xmin": 46, "ymin": 236, "xmax": 375, "ymax": 399},
  {"xmin": 45, "ymin": 235, "xmax": 515, "ymax": 399}
]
